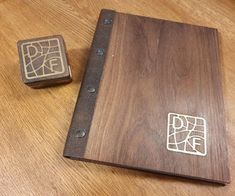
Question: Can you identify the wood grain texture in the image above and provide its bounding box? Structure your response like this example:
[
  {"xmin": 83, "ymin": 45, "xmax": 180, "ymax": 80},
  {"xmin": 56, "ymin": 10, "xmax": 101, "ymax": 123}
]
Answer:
[
  {"xmin": 64, "ymin": 9, "xmax": 116, "ymax": 158},
  {"xmin": 0, "ymin": 0, "xmax": 235, "ymax": 195},
  {"xmin": 65, "ymin": 10, "xmax": 229, "ymax": 184}
]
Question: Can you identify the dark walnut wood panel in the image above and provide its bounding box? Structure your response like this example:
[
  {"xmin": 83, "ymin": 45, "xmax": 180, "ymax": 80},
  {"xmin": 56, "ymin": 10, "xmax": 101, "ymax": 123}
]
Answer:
[{"xmin": 64, "ymin": 10, "xmax": 230, "ymax": 184}]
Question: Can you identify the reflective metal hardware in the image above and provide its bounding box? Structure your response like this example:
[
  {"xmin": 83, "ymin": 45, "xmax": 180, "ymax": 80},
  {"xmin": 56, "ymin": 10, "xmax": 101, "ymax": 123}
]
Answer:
[
  {"xmin": 75, "ymin": 129, "xmax": 86, "ymax": 138},
  {"xmin": 87, "ymin": 86, "xmax": 96, "ymax": 93},
  {"xmin": 96, "ymin": 48, "xmax": 105, "ymax": 56},
  {"xmin": 104, "ymin": 18, "xmax": 112, "ymax": 25}
]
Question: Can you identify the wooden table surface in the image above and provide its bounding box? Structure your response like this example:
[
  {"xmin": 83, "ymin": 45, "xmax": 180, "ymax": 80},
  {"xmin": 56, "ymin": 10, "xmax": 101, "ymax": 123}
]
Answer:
[{"xmin": 0, "ymin": 0, "xmax": 234, "ymax": 195}]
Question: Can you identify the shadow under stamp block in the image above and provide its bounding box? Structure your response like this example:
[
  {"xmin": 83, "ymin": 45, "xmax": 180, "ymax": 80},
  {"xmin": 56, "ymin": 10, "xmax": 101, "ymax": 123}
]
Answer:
[{"xmin": 17, "ymin": 35, "xmax": 72, "ymax": 88}]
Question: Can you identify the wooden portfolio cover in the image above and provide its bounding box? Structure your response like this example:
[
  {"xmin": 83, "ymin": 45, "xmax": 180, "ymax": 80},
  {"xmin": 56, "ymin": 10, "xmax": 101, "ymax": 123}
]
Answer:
[{"xmin": 64, "ymin": 9, "xmax": 230, "ymax": 184}]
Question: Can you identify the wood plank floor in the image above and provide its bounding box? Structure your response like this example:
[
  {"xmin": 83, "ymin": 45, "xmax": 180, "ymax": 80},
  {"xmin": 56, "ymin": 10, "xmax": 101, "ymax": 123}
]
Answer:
[{"xmin": 0, "ymin": 0, "xmax": 235, "ymax": 195}]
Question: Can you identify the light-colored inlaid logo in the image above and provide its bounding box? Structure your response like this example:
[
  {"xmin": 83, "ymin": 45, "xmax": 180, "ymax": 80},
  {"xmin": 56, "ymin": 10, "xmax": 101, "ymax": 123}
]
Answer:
[
  {"xmin": 21, "ymin": 38, "xmax": 65, "ymax": 79},
  {"xmin": 167, "ymin": 113, "xmax": 207, "ymax": 156}
]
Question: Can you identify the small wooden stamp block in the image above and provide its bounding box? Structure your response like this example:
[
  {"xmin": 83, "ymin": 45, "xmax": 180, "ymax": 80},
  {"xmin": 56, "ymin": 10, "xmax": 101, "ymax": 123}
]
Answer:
[{"xmin": 17, "ymin": 35, "xmax": 72, "ymax": 88}]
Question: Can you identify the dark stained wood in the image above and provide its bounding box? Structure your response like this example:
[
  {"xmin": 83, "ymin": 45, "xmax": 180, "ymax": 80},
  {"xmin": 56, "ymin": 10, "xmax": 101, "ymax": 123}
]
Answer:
[
  {"xmin": 64, "ymin": 10, "xmax": 230, "ymax": 184},
  {"xmin": 64, "ymin": 9, "xmax": 115, "ymax": 157},
  {"xmin": 17, "ymin": 35, "xmax": 72, "ymax": 88}
]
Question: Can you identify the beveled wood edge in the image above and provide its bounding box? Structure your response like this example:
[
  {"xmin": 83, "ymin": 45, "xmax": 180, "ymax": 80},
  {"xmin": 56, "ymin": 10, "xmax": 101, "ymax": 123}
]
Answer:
[
  {"xmin": 63, "ymin": 156, "xmax": 229, "ymax": 185},
  {"xmin": 213, "ymin": 30, "xmax": 231, "ymax": 182},
  {"xmin": 117, "ymin": 11, "xmax": 218, "ymax": 30},
  {"xmin": 25, "ymin": 76, "xmax": 72, "ymax": 88}
]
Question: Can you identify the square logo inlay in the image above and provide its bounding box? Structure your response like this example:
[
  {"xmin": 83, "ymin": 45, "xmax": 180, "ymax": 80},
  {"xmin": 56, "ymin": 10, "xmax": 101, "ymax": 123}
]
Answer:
[
  {"xmin": 167, "ymin": 113, "xmax": 207, "ymax": 156},
  {"xmin": 20, "ymin": 38, "xmax": 65, "ymax": 79}
]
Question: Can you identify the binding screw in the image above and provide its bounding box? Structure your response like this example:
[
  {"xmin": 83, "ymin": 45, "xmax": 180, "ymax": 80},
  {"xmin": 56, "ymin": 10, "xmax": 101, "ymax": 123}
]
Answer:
[
  {"xmin": 104, "ymin": 18, "xmax": 112, "ymax": 25},
  {"xmin": 75, "ymin": 129, "xmax": 86, "ymax": 138},
  {"xmin": 87, "ymin": 86, "xmax": 96, "ymax": 93},
  {"xmin": 96, "ymin": 48, "xmax": 104, "ymax": 56}
]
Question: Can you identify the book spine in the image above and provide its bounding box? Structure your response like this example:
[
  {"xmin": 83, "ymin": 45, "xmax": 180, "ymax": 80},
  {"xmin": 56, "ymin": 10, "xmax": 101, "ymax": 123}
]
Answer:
[{"xmin": 63, "ymin": 9, "xmax": 116, "ymax": 158}]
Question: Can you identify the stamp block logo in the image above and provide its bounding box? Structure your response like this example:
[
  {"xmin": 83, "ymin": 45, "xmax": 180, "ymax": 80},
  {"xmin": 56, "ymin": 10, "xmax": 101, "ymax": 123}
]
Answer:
[
  {"xmin": 20, "ymin": 38, "xmax": 65, "ymax": 79},
  {"xmin": 167, "ymin": 113, "xmax": 207, "ymax": 156}
]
